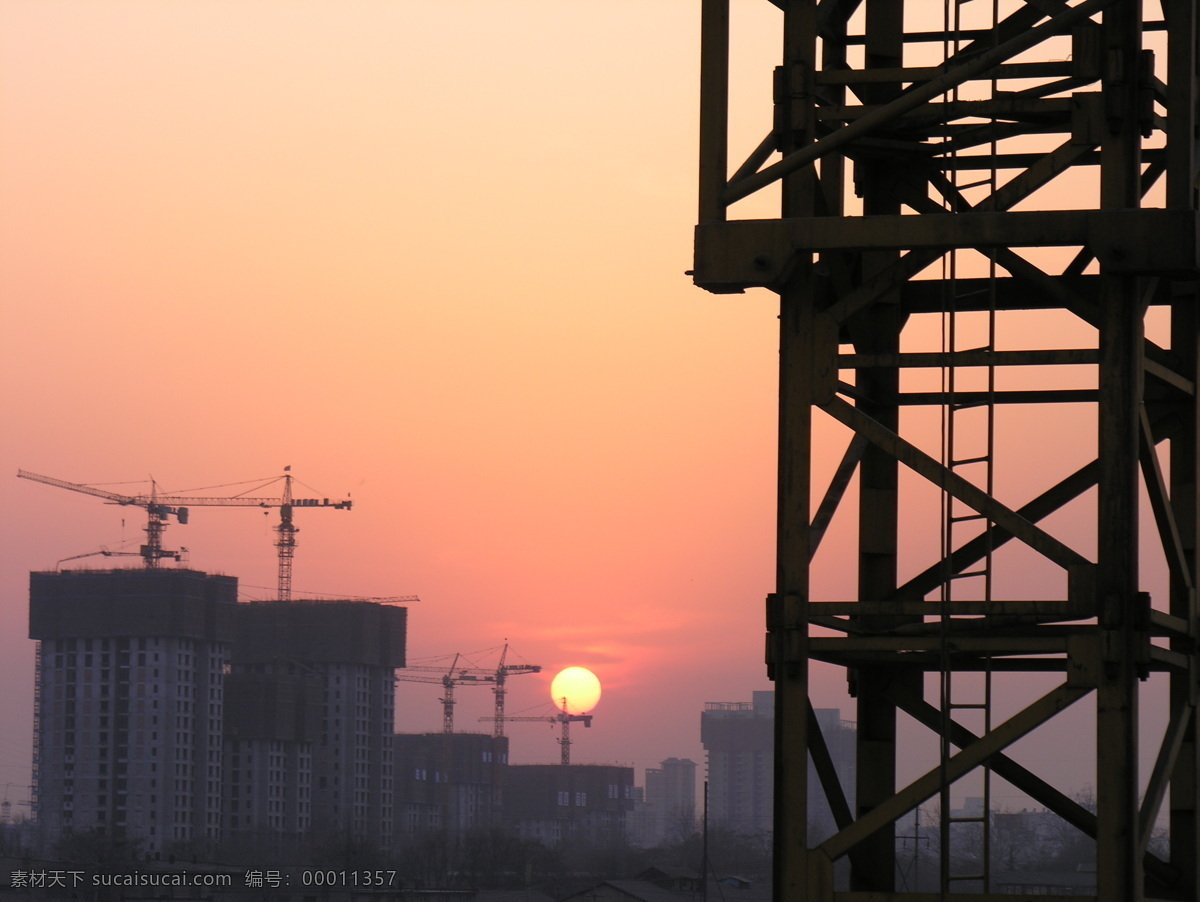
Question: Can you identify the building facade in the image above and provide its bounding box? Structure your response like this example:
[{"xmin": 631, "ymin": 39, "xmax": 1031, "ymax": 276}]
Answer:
[
  {"xmin": 29, "ymin": 568, "xmax": 238, "ymax": 854},
  {"xmin": 638, "ymin": 758, "xmax": 697, "ymax": 847},
  {"xmin": 393, "ymin": 732, "xmax": 508, "ymax": 837},
  {"xmin": 222, "ymin": 667, "xmax": 322, "ymax": 849},
  {"xmin": 502, "ymin": 764, "xmax": 636, "ymax": 846},
  {"xmin": 227, "ymin": 600, "xmax": 406, "ymax": 849},
  {"xmin": 701, "ymin": 694, "xmax": 856, "ymax": 845}
]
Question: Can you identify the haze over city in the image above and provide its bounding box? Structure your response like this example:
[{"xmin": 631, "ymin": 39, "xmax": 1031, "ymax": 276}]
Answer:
[{"xmin": 1, "ymin": 0, "xmax": 1178, "ymax": 825}]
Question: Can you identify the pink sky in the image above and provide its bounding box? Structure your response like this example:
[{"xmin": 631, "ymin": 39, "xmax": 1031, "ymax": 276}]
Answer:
[
  {"xmin": 0, "ymin": 0, "xmax": 790, "ymax": 795},
  {"xmin": 1, "ymin": 1, "xmax": 1178, "ymax": 817}
]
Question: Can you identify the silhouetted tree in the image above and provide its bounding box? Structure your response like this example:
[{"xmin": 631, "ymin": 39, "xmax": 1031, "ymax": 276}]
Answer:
[
  {"xmin": 307, "ymin": 827, "xmax": 389, "ymax": 871},
  {"xmin": 663, "ymin": 812, "xmax": 700, "ymax": 848},
  {"xmin": 1040, "ymin": 787, "xmax": 1097, "ymax": 872},
  {"xmin": 457, "ymin": 827, "xmax": 554, "ymax": 888},
  {"xmin": 396, "ymin": 829, "xmax": 455, "ymax": 888}
]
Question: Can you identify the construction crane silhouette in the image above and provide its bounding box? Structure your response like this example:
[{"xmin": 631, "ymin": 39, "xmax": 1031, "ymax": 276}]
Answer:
[
  {"xmin": 489, "ymin": 643, "xmax": 539, "ymax": 738},
  {"xmin": 55, "ymin": 542, "xmax": 155, "ymax": 570},
  {"xmin": 395, "ymin": 654, "xmax": 491, "ymax": 734},
  {"xmin": 479, "ymin": 700, "xmax": 592, "ymax": 766},
  {"xmin": 16, "ymin": 468, "xmax": 351, "ymax": 601},
  {"xmin": 297, "ymin": 593, "xmax": 419, "ymax": 606},
  {"xmin": 395, "ymin": 644, "xmax": 540, "ymax": 734}
]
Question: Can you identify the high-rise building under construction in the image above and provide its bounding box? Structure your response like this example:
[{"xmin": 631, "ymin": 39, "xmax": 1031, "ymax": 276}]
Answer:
[
  {"xmin": 228, "ymin": 599, "xmax": 406, "ymax": 848},
  {"xmin": 28, "ymin": 567, "xmax": 406, "ymax": 856},
  {"xmin": 29, "ymin": 568, "xmax": 238, "ymax": 852}
]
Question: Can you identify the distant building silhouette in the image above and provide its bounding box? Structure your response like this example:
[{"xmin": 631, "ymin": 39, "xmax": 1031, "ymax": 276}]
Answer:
[
  {"xmin": 701, "ymin": 692, "xmax": 855, "ymax": 842},
  {"xmin": 701, "ymin": 692, "xmax": 774, "ymax": 838},
  {"xmin": 638, "ymin": 757, "xmax": 697, "ymax": 846}
]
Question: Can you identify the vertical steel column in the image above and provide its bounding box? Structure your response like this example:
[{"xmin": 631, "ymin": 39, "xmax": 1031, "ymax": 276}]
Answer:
[
  {"xmin": 851, "ymin": 3, "xmax": 906, "ymax": 892},
  {"xmin": 773, "ymin": 3, "xmax": 818, "ymax": 897},
  {"xmin": 1096, "ymin": 4, "xmax": 1145, "ymax": 899},
  {"xmin": 772, "ymin": 288, "xmax": 816, "ymax": 899},
  {"xmin": 698, "ymin": 0, "xmax": 729, "ymax": 228},
  {"xmin": 1095, "ymin": 281, "xmax": 1145, "ymax": 900}
]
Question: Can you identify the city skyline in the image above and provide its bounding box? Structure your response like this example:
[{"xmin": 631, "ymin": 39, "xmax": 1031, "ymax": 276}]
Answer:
[{"xmin": 22, "ymin": 564, "xmax": 762, "ymax": 856}]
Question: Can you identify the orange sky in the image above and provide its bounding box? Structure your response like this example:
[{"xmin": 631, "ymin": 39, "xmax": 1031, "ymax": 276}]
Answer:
[
  {"xmin": 0, "ymin": 0, "xmax": 790, "ymax": 795},
  {"xmin": 1, "ymin": 0, "xmax": 1179, "ymax": 817}
]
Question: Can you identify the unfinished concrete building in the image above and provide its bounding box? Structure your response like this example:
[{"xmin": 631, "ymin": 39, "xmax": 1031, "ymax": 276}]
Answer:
[
  {"xmin": 29, "ymin": 568, "xmax": 238, "ymax": 854},
  {"xmin": 229, "ymin": 600, "xmax": 406, "ymax": 848},
  {"xmin": 29, "ymin": 568, "xmax": 406, "ymax": 856},
  {"xmin": 393, "ymin": 732, "xmax": 509, "ymax": 836},
  {"xmin": 502, "ymin": 764, "xmax": 636, "ymax": 846}
]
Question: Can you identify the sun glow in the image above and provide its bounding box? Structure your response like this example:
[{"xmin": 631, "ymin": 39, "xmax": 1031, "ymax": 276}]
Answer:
[{"xmin": 550, "ymin": 666, "xmax": 602, "ymax": 715}]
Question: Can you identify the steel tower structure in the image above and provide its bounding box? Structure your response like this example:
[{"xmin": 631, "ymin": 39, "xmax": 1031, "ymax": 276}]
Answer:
[{"xmin": 693, "ymin": 2, "xmax": 1199, "ymax": 901}]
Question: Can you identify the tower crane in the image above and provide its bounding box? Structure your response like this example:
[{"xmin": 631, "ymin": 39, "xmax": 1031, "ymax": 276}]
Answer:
[
  {"xmin": 490, "ymin": 642, "xmax": 541, "ymax": 738},
  {"xmin": 395, "ymin": 645, "xmax": 540, "ymax": 733},
  {"xmin": 395, "ymin": 654, "xmax": 491, "ymax": 734},
  {"xmin": 16, "ymin": 468, "xmax": 351, "ymax": 601},
  {"xmin": 479, "ymin": 701, "xmax": 592, "ymax": 766}
]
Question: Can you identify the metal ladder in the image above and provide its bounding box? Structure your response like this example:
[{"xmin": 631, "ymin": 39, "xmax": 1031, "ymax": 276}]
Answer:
[
  {"xmin": 937, "ymin": 282, "xmax": 997, "ymax": 896},
  {"xmin": 937, "ymin": 0, "xmax": 999, "ymax": 894}
]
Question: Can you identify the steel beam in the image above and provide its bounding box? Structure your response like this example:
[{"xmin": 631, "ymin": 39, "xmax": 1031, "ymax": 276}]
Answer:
[{"xmin": 693, "ymin": 209, "xmax": 1200, "ymax": 291}]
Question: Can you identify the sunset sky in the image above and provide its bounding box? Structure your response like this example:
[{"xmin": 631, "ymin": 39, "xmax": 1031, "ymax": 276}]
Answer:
[
  {"xmin": 0, "ymin": 0, "xmax": 791, "ymax": 800},
  {"xmin": 1, "ymin": 0, "xmax": 1179, "ymax": 821}
]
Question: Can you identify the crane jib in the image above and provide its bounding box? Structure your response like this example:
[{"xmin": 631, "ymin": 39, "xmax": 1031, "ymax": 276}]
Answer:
[{"xmin": 17, "ymin": 469, "xmax": 352, "ymax": 591}]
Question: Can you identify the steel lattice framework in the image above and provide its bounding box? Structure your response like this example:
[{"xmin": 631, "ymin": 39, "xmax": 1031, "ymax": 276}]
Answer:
[{"xmin": 693, "ymin": 2, "xmax": 1200, "ymax": 900}]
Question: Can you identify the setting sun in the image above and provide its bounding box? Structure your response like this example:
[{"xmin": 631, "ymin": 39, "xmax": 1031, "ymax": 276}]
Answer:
[{"xmin": 550, "ymin": 666, "xmax": 601, "ymax": 715}]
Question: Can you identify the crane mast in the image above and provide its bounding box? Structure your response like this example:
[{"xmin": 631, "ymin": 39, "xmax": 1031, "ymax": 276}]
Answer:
[
  {"xmin": 276, "ymin": 473, "xmax": 296, "ymax": 602},
  {"xmin": 492, "ymin": 642, "xmax": 541, "ymax": 738}
]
